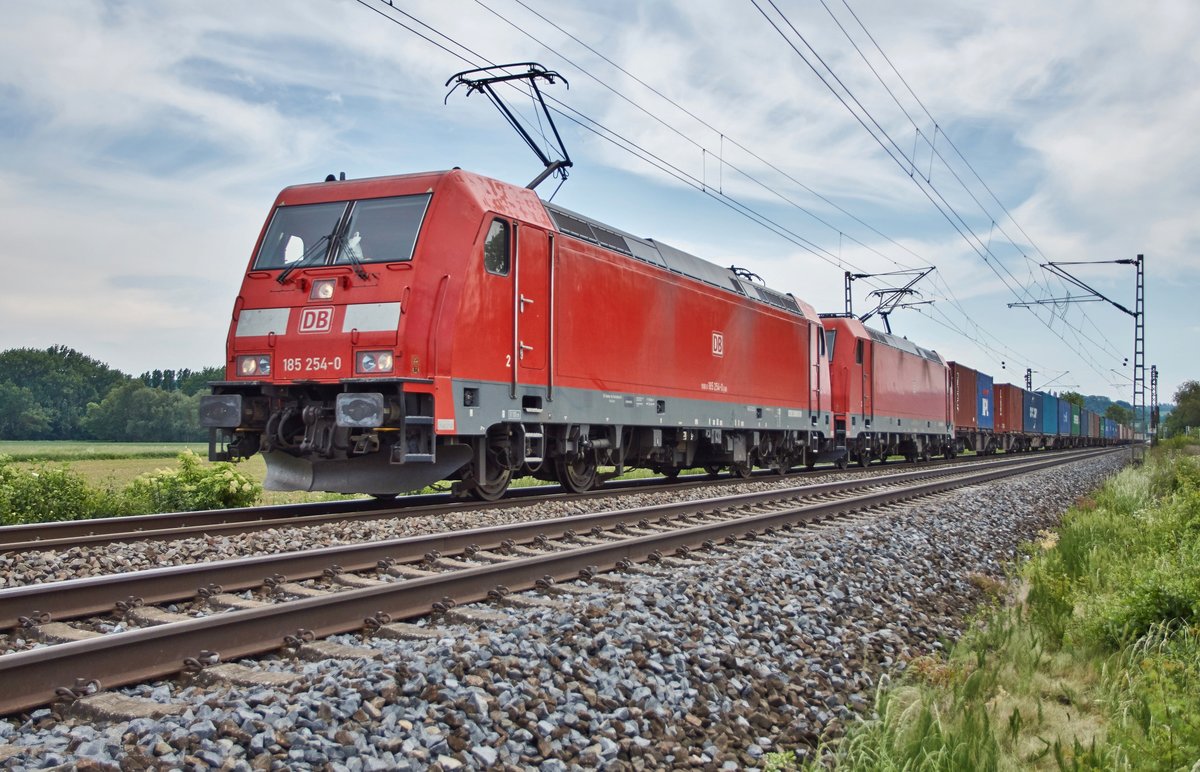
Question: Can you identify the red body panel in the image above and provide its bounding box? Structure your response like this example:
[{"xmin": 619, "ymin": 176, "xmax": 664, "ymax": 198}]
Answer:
[{"xmin": 551, "ymin": 240, "xmax": 821, "ymax": 411}]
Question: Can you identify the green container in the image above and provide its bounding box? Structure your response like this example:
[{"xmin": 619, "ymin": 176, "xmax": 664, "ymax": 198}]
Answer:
[{"xmin": 1071, "ymin": 404, "xmax": 1082, "ymax": 437}]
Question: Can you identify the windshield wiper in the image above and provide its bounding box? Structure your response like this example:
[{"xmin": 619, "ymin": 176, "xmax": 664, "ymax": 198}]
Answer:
[
  {"xmin": 276, "ymin": 232, "xmax": 333, "ymax": 285},
  {"xmin": 335, "ymin": 231, "xmax": 371, "ymax": 281}
]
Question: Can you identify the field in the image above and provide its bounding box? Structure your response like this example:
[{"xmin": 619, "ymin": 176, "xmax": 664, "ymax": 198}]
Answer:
[
  {"xmin": 0, "ymin": 442, "xmax": 361, "ymax": 506},
  {"xmin": 0, "ymin": 441, "xmax": 206, "ymax": 462}
]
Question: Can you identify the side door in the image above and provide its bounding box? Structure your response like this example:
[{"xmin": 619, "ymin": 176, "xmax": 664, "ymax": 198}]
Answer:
[
  {"xmin": 514, "ymin": 224, "xmax": 550, "ymax": 390},
  {"xmin": 860, "ymin": 338, "xmax": 873, "ymax": 424},
  {"xmin": 809, "ymin": 322, "xmax": 821, "ymax": 417}
]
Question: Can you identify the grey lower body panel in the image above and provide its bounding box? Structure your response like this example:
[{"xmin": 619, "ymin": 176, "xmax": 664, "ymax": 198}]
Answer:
[{"xmin": 451, "ymin": 378, "xmax": 831, "ymax": 436}]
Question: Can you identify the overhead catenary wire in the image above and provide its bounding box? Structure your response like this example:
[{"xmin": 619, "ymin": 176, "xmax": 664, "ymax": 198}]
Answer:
[
  {"xmin": 352, "ymin": 0, "xmax": 1099, "ymax": 381},
  {"xmin": 748, "ymin": 0, "xmax": 1124, "ymax": 386},
  {"xmin": 354, "ymin": 0, "xmax": 1049, "ymax": 374},
  {"xmin": 465, "ymin": 0, "xmax": 1058, "ymax": 371},
  {"xmin": 489, "ymin": 0, "xmax": 1073, "ymax": 377},
  {"xmin": 820, "ymin": 0, "xmax": 1125, "ymax": 362}
]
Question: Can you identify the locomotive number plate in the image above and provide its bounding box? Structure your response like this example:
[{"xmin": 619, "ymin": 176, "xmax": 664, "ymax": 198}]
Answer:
[{"xmin": 281, "ymin": 356, "xmax": 343, "ymax": 374}]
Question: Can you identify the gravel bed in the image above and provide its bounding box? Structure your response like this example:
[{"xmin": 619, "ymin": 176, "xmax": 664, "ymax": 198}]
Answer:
[
  {"xmin": 0, "ymin": 453, "xmax": 1123, "ymax": 769},
  {"xmin": 1, "ymin": 463, "xmax": 955, "ymax": 589}
]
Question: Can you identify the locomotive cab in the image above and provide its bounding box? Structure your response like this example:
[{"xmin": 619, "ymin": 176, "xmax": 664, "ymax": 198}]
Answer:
[{"xmin": 200, "ymin": 171, "xmax": 501, "ymax": 494}]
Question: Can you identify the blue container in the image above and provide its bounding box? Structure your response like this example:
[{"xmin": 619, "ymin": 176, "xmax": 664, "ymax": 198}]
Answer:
[
  {"xmin": 1057, "ymin": 400, "xmax": 1072, "ymax": 437},
  {"xmin": 1041, "ymin": 393, "xmax": 1058, "ymax": 436},
  {"xmin": 1022, "ymin": 391, "xmax": 1041, "ymax": 434},
  {"xmin": 977, "ymin": 372, "xmax": 994, "ymax": 431}
]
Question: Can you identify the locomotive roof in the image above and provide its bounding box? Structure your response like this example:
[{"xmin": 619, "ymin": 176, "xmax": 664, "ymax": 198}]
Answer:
[
  {"xmin": 541, "ymin": 200, "xmax": 814, "ymax": 319},
  {"xmin": 825, "ymin": 315, "xmax": 944, "ymax": 364}
]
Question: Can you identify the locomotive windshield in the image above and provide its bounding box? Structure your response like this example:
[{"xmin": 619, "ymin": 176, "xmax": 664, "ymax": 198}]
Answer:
[{"xmin": 253, "ymin": 193, "xmax": 431, "ymax": 271}]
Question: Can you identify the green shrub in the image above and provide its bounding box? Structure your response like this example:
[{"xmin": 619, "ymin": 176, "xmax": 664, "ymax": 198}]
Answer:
[
  {"xmin": 1158, "ymin": 435, "xmax": 1200, "ymax": 453},
  {"xmin": 0, "ymin": 454, "xmax": 116, "ymax": 524},
  {"xmin": 1089, "ymin": 542, "xmax": 1200, "ymax": 646},
  {"xmin": 124, "ymin": 450, "xmax": 261, "ymax": 513}
]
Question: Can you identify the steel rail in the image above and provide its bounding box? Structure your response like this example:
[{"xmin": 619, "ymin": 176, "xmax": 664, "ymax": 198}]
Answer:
[
  {"xmin": 0, "ymin": 449, "xmax": 1116, "ymax": 715},
  {"xmin": 0, "ymin": 449, "xmax": 1090, "ymax": 552},
  {"xmin": 0, "ymin": 449, "xmax": 1112, "ymax": 630},
  {"xmin": 0, "ymin": 465, "xmax": 827, "ymax": 552}
]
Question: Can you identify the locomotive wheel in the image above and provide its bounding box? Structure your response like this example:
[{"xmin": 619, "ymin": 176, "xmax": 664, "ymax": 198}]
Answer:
[
  {"xmin": 557, "ymin": 454, "xmax": 598, "ymax": 493},
  {"xmin": 469, "ymin": 466, "xmax": 513, "ymax": 501},
  {"xmin": 704, "ymin": 464, "xmax": 723, "ymax": 479},
  {"xmin": 730, "ymin": 461, "xmax": 753, "ymax": 479},
  {"xmin": 856, "ymin": 452, "xmax": 868, "ymax": 468},
  {"xmin": 835, "ymin": 455, "xmax": 849, "ymax": 470}
]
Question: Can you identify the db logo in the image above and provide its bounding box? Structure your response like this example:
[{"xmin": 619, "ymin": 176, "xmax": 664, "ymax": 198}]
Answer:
[
  {"xmin": 711, "ymin": 331, "xmax": 724, "ymax": 357},
  {"xmin": 299, "ymin": 307, "xmax": 334, "ymax": 334}
]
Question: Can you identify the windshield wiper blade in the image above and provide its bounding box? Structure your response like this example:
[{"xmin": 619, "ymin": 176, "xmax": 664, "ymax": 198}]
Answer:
[
  {"xmin": 336, "ymin": 232, "xmax": 371, "ymax": 281},
  {"xmin": 276, "ymin": 233, "xmax": 333, "ymax": 285}
]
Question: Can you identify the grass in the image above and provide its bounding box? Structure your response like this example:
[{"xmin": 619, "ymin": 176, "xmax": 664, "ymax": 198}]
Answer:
[
  {"xmin": 804, "ymin": 441, "xmax": 1200, "ymax": 771},
  {"xmin": 0, "ymin": 442, "xmax": 712, "ymax": 509}
]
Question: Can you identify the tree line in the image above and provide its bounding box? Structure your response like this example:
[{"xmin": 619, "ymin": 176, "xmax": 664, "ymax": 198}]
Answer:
[
  {"xmin": 2, "ymin": 344, "xmax": 1194, "ymax": 443},
  {"xmin": 1162, "ymin": 381, "xmax": 1200, "ymax": 438},
  {"xmin": 0, "ymin": 346, "xmax": 222, "ymax": 441}
]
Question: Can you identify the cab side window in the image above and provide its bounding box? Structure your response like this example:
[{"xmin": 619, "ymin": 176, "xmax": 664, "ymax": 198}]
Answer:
[
  {"xmin": 855, "ymin": 339, "xmax": 864, "ymax": 364},
  {"xmin": 484, "ymin": 219, "xmax": 510, "ymax": 276}
]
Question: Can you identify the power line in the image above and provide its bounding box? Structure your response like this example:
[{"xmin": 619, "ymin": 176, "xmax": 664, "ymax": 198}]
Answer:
[
  {"xmin": 749, "ymin": 0, "xmax": 1122, "ymax": 385},
  {"xmin": 354, "ymin": 0, "xmax": 1050, "ymax": 374},
  {"xmin": 826, "ymin": 0, "xmax": 1123, "ymax": 361},
  {"xmin": 353, "ymin": 0, "xmax": 1081, "ymax": 379}
]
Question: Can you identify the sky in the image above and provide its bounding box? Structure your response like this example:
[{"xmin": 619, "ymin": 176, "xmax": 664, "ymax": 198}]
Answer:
[{"xmin": 1, "ymin": 0, "xmax": 1196, "ymax": 405}]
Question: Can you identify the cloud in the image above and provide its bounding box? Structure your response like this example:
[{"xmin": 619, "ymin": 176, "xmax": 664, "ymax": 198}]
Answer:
[{"xmin": 0, "ymin": 0, "xmax": 1191, "ymax": 397}]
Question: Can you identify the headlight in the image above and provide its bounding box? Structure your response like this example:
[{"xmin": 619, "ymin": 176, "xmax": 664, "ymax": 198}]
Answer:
[
  {"xmin": 356, "ymin": 350, "xmax": 394, "ymax": 374},
  {"xmin": 237, "ymin": 354, "xmax": 271, "ymax": 377},
  {"xmin": 310, "ymin": 278, "xmax": 337, "ymax": 301}
]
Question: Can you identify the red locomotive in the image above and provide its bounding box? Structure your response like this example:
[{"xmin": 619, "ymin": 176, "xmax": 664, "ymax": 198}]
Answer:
[
  {"xmin": 820, "ymin": 315, "xmax": 953, "ymax": 466},
  {"xmin": 200, "ymin": 169, "xmax": 837, "ymax": 499}
]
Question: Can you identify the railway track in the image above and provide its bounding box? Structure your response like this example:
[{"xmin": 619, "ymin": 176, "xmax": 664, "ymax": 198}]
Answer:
[
  {"xmin": 0, "ymin": 449, "xmax": 1091, "ymax": 552},
  {"xmin": 0, "ymin": 448, "xmax": 1114, "ymax": 715}
]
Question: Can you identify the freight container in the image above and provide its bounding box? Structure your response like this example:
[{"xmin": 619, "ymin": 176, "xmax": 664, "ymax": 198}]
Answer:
[
  {"xmin": 1057, "ymin": 399, "xmax": 1072, "ymax": 438},
  {"xmin": 995, "ymin": 384, "xmax": 1024, "ymax": 434},
  {"xmin": 978, "ymin": 372, "xmax": 994, "ymax": 431},
  {"xmin": 1071, "ymin": 404, "xmax": 1082, "ymax": 437},
  {"xmin": 1023, "ymin": 390, "xmax": 1042, "ymax": 434},
  {"xmin": 1091, "ymin": 412, "xmax": 1101, "ymax": 439},
  {"xmin": 1081, "ymin": 408, "xmax": 1091, "ymax": 438},
  {"xmin": 1041, "ymin": 393, "xmax": 1059, "ymax": 436},
  {"xmin": 949, "ymin": 362, "xmax": 978, "ymax": 429}
]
